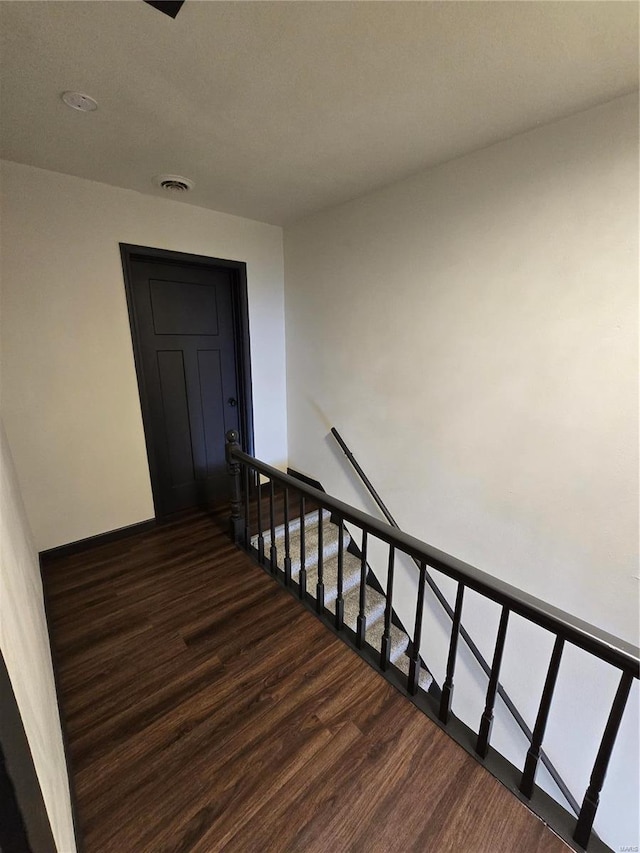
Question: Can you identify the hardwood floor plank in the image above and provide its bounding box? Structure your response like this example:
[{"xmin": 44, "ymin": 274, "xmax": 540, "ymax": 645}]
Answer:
[
  {"xmin": 77, "ymin": 635, "xmax": 351, "ymax": 814},
  {"xmin": 43, "ymin": 507, "xmax": 569, "ymax": 853},
  {"xmin": 228, "ymin": 702, "xmax": 421, "ymax": 853}
]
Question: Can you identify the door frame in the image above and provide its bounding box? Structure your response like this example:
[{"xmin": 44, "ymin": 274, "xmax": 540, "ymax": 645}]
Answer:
[
  {"xmin": 0, "ymin": 650, "xmax": 58, "ymax": 853},
  {"xmin": 120, "ymin": 243, "xmax": 255, "ymax": 519}
]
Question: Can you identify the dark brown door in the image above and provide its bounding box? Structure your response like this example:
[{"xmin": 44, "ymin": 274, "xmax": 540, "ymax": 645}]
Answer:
[{"xmin": 125, "ymin": 254, "xmax": 245, "ymax": 516}]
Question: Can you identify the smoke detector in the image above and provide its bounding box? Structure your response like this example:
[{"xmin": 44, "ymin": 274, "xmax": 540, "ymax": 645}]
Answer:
[
  {"xmin": 153, "ymin": 175, "xmax": 194, "ymax": 193},
  {"xmin": 61, "ymin": 91, "xmax": 98, "ymax": 112}
]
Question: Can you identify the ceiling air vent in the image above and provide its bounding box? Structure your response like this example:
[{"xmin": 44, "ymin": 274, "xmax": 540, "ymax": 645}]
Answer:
[{"xmin": 153, "ymin": 175, "xmax": 194, "ymax": 193}]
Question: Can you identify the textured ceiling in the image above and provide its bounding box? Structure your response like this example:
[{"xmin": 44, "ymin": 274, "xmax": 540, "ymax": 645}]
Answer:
[{"xmin": 1, "ymin": 1, "xmax": 638, "ymax": 225}]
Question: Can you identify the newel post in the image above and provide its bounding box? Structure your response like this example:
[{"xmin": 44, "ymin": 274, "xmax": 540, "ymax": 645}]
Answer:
[{"xmin": 225, "ymin": 430, "xmax": 244, "ymax": 543}]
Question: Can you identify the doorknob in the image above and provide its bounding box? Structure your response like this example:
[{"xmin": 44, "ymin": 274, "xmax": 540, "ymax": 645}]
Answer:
[{"xmin": 228, "ymin": 397, "xmax": 238, "ymax": 407}]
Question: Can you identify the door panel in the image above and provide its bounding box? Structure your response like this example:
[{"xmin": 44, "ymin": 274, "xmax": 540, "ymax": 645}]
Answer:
[
  {"xmin": 127, "ymin": 257, "xmax": 242, "ymax": 515},
  {"xmin": 149, "ymin": 279, "xmax": 219, "ymax": 335},
  {"xmin": 197, "ymin": 349, "xmax": 228, "ymax": 474},
  {"xmin": 157, "ymin": 350, "xmax": 195, "ymax": 488}
]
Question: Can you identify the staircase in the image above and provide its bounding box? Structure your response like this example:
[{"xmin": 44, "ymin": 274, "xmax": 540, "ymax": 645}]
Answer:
[
  {"xmin": 253, "ymin": 509, "xmax": 433, "ymax": 691},
  {"xmin": 228, "ymin": 432, "xmax": 640, "ymax": 853}
]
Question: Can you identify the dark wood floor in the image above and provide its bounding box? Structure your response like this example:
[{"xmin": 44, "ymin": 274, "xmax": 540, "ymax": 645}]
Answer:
[{"xmin": 43, "ymin": 507, "xmax": 568, "ymax": 853}]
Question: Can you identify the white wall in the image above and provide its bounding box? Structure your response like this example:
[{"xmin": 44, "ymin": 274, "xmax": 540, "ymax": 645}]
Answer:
[
  {"xmin": 0, "ymin": 161, "xmax": 287, "ymax": 550},
  {"xmin": 0, "ymin": 419, "xmax": 76, "ymax": 853},
  {"xmin": 284, "ymin": 94, "xmax": 639, "ymax": 848}
]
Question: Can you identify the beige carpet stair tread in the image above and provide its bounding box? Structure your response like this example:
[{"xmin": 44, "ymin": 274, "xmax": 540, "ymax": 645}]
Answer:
[
  {"xmin": 256, "ymin": 509, "xmax": 332, "ymax": 546},
  {"xmin": 302, "ymin": 551, "xmax": 361, "ymax": 606},
  {"xmin": 253, "ymin": 513, "xmax": 348, "ymax": 574},
  {"xmin": 394, "ymin": 651, "xmax": 434, "ymax": 691}
]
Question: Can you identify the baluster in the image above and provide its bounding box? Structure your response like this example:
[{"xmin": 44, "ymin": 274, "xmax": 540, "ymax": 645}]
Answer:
[
  {"xmin": 439, "ymin": 583, "xmax": 465, "ymax": 724},
  {"xmin": 408, "ymin": 560, "xmax": 428, "ymax": 695},
  {"xmin": 243, "ymin": 464, "xmax": 250, "ymax": 549},
  {"xmin": 476, "ymin": 606, "xmax": 510, "ymax": 758},
  {"xmin": 356, "ymin": 530, "xmax": 368, "ymax": 648},
  {"xmin": 256, "ymin": 474, "xmax": 264, "ymax": 565},
  {"xmin": 225, "ymin": 429, "xmax": 243, "ymax": 543},
  {"xmin": 283, "ymin": 488, "xmax": 292, "ymax": 586},
  {"xmin": 269, "ymin": 479, "xmax": 277, "ymax": 574},
  {"xmin": 335, "ymin": 523, "xmax": 345, "ymax": 630},
  {"xmin": 298, "ymin": 495, "xmax": 306, "ymax": 599},
  {"xmin": 316, "ymin": 508, "xmax": 324, "ymax": 613},
  {"xmin": 573, "ymin": 671, "xmax": 634, "ymax": 849},
  {"xmin": 380, "ymin": 546, "xmax": 396, "ymax": 671},
  {"xmin": 519, "ymin": 635, "xmax": 565, "ymax": 799}
]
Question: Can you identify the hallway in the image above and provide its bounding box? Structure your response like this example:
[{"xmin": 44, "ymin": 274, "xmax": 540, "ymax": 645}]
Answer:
[{"xmin": 42, "ymin": 508, "xmax": 568, "ymax": 852}]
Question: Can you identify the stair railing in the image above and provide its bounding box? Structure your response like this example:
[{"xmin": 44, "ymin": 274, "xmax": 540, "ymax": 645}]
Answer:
[
  {"xmin": 225, "ymin": 430, "xmax": 639, "ymax": 853},
  {"xmin": 330, "ymin": 426, "xmax": 580, "ymax": 813}
]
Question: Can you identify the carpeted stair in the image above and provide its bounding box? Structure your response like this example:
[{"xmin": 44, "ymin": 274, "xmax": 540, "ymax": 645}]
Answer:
[{"xmin": 253, "ymin": 510, "xmax": 433, "ymax": 692}]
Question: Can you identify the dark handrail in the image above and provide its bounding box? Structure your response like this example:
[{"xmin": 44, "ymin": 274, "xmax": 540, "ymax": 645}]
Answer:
[
  {"xmin": 332, "ymin": 428, "xmax": 396, "ymax": 528},
  {"xmin": 229, "ymin": 443, "xmax": 640, "ymax": 678},
  {"xmin": 227, "ymin": 433, "xmax": 639, "ymax": 851},
  {"xmin": 331, "ymin": 427, "xmax": 579, "ymax": 812}
]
